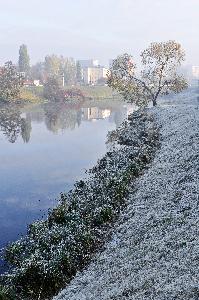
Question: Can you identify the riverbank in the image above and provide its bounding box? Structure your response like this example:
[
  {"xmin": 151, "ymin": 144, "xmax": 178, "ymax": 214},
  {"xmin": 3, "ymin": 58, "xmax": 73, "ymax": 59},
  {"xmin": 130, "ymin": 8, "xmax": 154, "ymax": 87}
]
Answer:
[
  {"xmin": 27, "ymin": 85, "xmax": 119, "ymax": 101},
  {"xmin": 54, "ymin": 89, "xmax": 199, "ymax": 300},
  {"xmin": 73, "ymin": 85, "xmax": 119, "ymax": 99},
  {"xmin": 1, "ymin": 102, "xmax": 159, "ymax": 299},
  {"xmin": 19, "ymin": 87, "xmax": 45, "ymax": 103}
]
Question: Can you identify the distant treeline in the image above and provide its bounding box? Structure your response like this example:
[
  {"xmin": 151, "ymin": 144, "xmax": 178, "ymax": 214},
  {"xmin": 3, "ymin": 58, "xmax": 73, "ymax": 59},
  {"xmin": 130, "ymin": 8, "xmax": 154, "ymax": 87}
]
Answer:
[
  {"xmin": 18, "ymin": 44, "xmax": 83, "ymax": 85},
  {"xmin": 30, "ymin": 55, "xmax": 82, "ymax": 86}
]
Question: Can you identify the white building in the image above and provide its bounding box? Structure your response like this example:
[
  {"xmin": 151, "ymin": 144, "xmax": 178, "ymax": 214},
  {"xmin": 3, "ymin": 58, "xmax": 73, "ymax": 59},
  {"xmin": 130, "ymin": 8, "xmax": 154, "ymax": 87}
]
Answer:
[
  {"xmin": 192, "ymin": 66, "xmax": 199, "ymax": 79},
  {"xmin": 17, "ymin": 71, "xmax": 26, "ymax": 79},
  {"xmin": 33, "ymin": 80, "xmax": 41, "ymax": 86},
  {"xmin": 83, "ymin": 67, "xmax": 109, "ymax": 85}
]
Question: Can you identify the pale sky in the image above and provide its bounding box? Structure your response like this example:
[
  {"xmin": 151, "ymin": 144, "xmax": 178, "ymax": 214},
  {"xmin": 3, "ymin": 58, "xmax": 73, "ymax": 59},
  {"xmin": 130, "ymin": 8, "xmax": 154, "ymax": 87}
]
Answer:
[{"xmin": 0, "ymin": 0, "xmax": 198, "ymax": 66}]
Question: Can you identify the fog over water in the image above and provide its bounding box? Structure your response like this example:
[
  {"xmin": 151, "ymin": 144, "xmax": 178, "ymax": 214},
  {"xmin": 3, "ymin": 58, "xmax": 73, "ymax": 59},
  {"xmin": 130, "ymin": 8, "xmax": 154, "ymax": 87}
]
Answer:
[{"xmin": 0, "ymin": 0, "xmax": 198, "ymax": 65}]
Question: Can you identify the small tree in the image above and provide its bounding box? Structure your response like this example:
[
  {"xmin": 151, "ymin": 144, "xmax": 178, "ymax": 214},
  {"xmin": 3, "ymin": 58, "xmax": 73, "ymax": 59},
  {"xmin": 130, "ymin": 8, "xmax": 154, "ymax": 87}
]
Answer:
[
  {"xmin": 0, "ymin": 61, "xmax": 22, "ymax": 102},
  {"xmin": 76, "ymin": 61, "xmax": 82, "ymax": 84},
  {"xmin": 30, "ymin": 62, "xmax": 45, "ymax": 83},
  {"xmin": 107, "ymin": 41, "xmax": 188, "ymax": 106},
  {"xmin": 63, "ymin": 57, "xmax": 77, "ymax": 85},
  {"xmin": 44, "ymin": 55, "xmax": 61, "ymax": 78},
  {"xmin": 18, "ymin": 44, "xmax": 30, "ymax": 75},
  {"xmin": 43, "ymin": 76, "xmax": 63, "ymax": 101}
]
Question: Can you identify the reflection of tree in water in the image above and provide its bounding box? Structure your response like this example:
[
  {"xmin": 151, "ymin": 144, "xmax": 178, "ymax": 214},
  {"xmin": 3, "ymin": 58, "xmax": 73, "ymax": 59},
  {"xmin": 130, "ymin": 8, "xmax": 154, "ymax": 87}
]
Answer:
[
  {"xmin": 26, "ymin": 110, "xmax": 45, "ymax": 123},
  {"xmin": 44, "ymin": 103, "xmax": 82, "ymax": 133},
  {"xmin": 21, "ymin": 115, "xmax": 32, "ymax": 143},
  {"xmin": 113, "ymin": 106, "xmax": 128, "ymax": 127},
  {"xmin": 43, "ymin": 101, "xmax": 128, "ymax": 134},
  {"xmin": 76, "ymin": 110, "xmax": 82, "ymax": 127},
  {"xmin": 107, "ymin": 105, "xmax": 128, "ymax": 128},
  {"xmin": 0, "ymin": 105, "xmax": 32, "ymax": 143},
  {"xmin": 0, "ymin": 105, "xmax": 22, "ymax": 143},
  {"xmin": 0, "ymin": 100, "xmax": 128, "ymax": 142}
]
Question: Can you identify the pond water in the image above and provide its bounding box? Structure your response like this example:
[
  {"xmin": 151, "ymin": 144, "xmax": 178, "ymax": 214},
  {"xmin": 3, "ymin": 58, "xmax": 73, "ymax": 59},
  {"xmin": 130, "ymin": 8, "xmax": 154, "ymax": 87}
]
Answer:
[{"xmin": 0, "ymin": 99, "xmax": 133, "ymax": 272}]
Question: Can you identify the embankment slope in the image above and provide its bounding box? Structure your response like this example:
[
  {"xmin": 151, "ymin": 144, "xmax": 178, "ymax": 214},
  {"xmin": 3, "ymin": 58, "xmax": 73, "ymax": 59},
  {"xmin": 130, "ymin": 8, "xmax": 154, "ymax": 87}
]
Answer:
[{"xmin": 55, "ymin": 90, "xmax": 199, "ymax": 300}]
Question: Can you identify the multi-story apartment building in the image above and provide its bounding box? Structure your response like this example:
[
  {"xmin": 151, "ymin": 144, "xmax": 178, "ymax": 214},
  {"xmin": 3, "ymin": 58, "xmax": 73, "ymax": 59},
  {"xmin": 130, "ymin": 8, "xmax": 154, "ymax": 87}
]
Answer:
[{"xmin": 83, "ymin": 66, "xmax": 109, "ymax": 85}]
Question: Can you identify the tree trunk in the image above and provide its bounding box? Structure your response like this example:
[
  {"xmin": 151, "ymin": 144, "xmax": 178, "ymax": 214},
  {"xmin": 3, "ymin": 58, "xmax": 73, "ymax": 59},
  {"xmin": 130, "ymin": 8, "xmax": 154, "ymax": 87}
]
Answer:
[{"xmin": 152, "ymin": 98, "xmax": 157, "ymax": 106}]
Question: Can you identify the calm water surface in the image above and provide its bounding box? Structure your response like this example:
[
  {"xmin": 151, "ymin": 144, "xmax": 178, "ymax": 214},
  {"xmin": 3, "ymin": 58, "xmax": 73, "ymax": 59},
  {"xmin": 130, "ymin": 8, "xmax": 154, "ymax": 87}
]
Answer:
[{"xmin": 0, "ymin": 99, "xmax": 133, "ymax": 271}]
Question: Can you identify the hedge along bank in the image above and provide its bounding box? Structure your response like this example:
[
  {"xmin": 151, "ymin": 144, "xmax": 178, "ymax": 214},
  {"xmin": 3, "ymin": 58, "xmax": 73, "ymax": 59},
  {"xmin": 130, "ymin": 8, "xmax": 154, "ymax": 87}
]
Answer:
[{"xmin": 1, "ymin": 109, "xmax": 160, "ymax": 300}]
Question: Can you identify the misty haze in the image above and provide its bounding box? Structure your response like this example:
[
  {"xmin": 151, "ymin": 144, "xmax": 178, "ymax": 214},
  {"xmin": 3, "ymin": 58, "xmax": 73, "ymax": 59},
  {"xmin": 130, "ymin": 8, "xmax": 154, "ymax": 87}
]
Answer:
[{"xmin": 0, "ymin": 1, "xmax": 198, "ymax": 300}]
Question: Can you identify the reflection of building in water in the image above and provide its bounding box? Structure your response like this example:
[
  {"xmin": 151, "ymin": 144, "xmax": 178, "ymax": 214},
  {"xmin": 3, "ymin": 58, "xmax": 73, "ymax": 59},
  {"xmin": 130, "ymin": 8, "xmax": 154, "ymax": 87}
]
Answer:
[
  {"xmin": 82, "ymin": 105, "xmax": 136, "ymax": 126},
  {"xmin": 192, "ymin": 66, "xmax": 199, "ymax": 79},
  {"xmin": 82, "ymin": 107, "xmax": 111, "ymax": 121}
]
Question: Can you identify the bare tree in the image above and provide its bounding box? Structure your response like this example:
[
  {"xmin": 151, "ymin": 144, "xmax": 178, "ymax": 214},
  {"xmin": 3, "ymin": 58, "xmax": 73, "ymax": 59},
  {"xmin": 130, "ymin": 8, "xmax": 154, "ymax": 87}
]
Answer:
[{"xmin": 107, "ymin": 41, "xmax": 188, "ymax": 106}]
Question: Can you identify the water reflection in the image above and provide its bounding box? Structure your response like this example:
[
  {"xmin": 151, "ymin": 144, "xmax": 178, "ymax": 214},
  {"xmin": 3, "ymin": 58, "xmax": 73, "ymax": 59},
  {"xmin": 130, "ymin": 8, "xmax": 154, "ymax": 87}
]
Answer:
[
  {"xmin": 0, "ymin": 105, "xmax": 32, "ymax": 144},
  {"xmin": 44, "ymin": 103, "xmax": 82, "ymax": 132},
  {"xmin": 0, "ymin": 100, "xmax": 130, "ymax": 143},
  {"xmin": 0, "ymin": 99, "xmax": 133, "ymax": 273},
  {"xmin": 21, "ymin": 115, "xmax": 32, "ymax": 143},
  {"xmin": 82, "ymin": 107, "xmax": 111, "ymax": 120}
]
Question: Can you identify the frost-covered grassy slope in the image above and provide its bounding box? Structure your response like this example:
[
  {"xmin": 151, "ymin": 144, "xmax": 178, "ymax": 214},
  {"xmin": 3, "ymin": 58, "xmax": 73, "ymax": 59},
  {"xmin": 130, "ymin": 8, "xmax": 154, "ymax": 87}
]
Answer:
[{"xmin": 55, "ymin": 89, "xmax": 199, "ymax": 300}]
